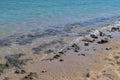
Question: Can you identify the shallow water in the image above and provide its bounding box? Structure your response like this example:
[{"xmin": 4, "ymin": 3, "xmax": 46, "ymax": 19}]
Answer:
[{"xmin": 1, "ymin": 0, "xmax": 120, "ymax": 38}]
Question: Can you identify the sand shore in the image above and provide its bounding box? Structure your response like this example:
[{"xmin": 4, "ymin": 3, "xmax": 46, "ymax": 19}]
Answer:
[{"xmin": 0, "ymin": 22, "xmax": 120, "ymax": 80}]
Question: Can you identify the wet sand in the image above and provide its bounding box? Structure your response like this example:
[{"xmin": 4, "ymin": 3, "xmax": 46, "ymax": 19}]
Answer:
[{"xmin": 0, "ymin": 22, "xmax": 120, "ymax": 80}]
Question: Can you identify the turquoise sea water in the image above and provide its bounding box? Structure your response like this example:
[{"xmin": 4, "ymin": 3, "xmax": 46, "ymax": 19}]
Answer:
[{"xmin": 1, "ymin": 0, "xmax": 120, "ymax": 37}]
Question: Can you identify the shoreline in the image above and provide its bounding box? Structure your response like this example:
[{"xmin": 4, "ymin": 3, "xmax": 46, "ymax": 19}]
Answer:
[{"xmin": 0, "ymin": 21, "xmax": 120, "ymax": 80}]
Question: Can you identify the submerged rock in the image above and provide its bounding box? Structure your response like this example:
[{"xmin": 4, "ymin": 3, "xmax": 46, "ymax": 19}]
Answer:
[
  {"xmin": 5, "ymin": 53, "xmax": 31, "ymax": 69},
  {"xmin": 0, "ymin": 39, "xmax": 12, "ymax": 47},
  {"xmin": 32, "ymin": 46, "xmax": 42, "ymax": 54}
]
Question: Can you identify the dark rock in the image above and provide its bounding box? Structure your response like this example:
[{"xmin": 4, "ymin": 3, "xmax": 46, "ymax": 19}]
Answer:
[
  {"xmin": 90, "ymin": 34, "xmax": 98, "ymax": 39},
  {"xmin": 97, "ymin": 38, "xmax": 109, "ymax": 44},
  {"xmin": 41, "ymin": 58, "xmax": 54, "ymax": 61},
  {"xmin": 59, "ymin": 51, "xmax": 65, "ymax": 54},
  {"xmin": 14, "ymin": 69, "xmax": 20, "ymax": 74},
  {"xmin": 84, "ymin": 42, "xmax": 89, "ymax": 46},
  {"xmin": 4, "ymin": 63, "xmax": 11, "ymax": 68},
  {"xmin": 22, "ymin": 72, "xmax": 38, "ymax": 80},
  {"xmin": 111, "ymin": 27, "xmax": 119, "ymax": 32},
  {"xmin": 53, "ymin": 54, "xmax": 61, "ymax": 59},
  {"xmin": 71, "ymin": 43, "xmax": 80, "ymax": 52},
  {"xmin": 99, "ymin": 31, "xmax": 105, "ymax": 36},
  {"xmin": 105, "ymin": 48, "xmax": 112, "ymax": 50},
  {"xmin": 67, "ymin": 47, "xmax": 71, "ymax": 50},
  {"xmin": 28, "ymin": 72, "xmax": 38, "ymax": 78},
  {"xmin": 21, "ymin": 69, "xmax": 26, "ymax": 74},
  {"xmin": 42, "ymin": 70, "xmax": 47, "ymax": 73},
  {"xmin": 86, "ymin": 72, "xmax": 90, "ymax": 78},
  {"xmin": 74, "ymin": 49, "xmax": 79, "ymax": 52},
  {"xmin": 81, "ymin": 54, "xmax": 85, "ymax": 56},
  {"xmin": 15, "ymin": 69, "xmax": 26, "ymax": 74},
  {"xmin": 59, "ymin": 59, "xmax": 64, "ymax": 62}
]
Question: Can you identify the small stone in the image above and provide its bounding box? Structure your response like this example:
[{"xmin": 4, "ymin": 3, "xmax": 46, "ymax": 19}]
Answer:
[
  {"xmin": 71, "ymin": 43, "xmax": 80, "ymax": 52},
  {"xmin": 74, "ymin": 49, "xmax": 79, "ymax": 52},
  {"xmin": 67, "ymin": 47, "xmax": 71, "ymax": 50},
  {"xmin": 84, "ymin": 42, "xmax": 89, "ymax": 46},
  {"xmin": 53, "ymin": 54, "xmax": 60, "ymax": 59},
  {"xmin": 42, "ymin": 70, "xmax": 47, "ymax": 73},
  {"xmin": 97, "ymin": 38, "xmax": 108, "ymax": 44},
  {"xmin": 86, "ymin": 72, "xmax": 90, "ymax": 78},
  {"xmin": 99, "ymin": 31, "xmax": 105, "ymax": 36},
  {"xmin": 14, "ymin": 69, "xmax": 20, "ymax": 74},
  {"xmin": 59, "ymin": 59, "xmax": 64, "ymax": 62},
  {"xmin": 81, "ymin": 54, "xmax": 85, "ymax": 56},
  {"xmin": 90, "ymin": 34, "xmax": 98, "ymax": 39},
  {"xmin": 21, "ymin": 69, "xmax": 26, "ymax": 74},
  {"xmin": 105, "ymin": 48, "xmax": 112, "ymax": 50},
  {"xmin": 59, "ymin": 51, "xmax": 64, "ymax": 54},
  {"xmin": 24, "ymin": 76, "xmax": 28, "ymax": 79}
]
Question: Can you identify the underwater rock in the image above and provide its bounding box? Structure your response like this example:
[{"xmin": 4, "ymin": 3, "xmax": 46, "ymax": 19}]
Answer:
[{"xmin": 5, "ymin": 53, "xmax": 31, "ymax": 69}]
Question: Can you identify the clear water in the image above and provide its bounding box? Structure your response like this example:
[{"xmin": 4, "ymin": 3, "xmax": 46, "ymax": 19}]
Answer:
[{"xmin": 0, "ymin": 0, "xmax": 120, "ymax": 37}]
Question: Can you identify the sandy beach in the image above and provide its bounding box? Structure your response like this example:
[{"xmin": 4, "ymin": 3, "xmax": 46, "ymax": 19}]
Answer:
[{"xmin": 0, "ymin": 21, "xmax": 120, "ymax": 80}]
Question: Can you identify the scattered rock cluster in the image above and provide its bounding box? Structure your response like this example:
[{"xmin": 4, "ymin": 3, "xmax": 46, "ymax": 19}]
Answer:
[
  {"xmin": 0, "ymin": 53, "xmax": 32, "ymax": 76},
  {"xmin": 5, "ymin": 53, "xmax": 31, "ymax": 69},
  {"xmin": 57, "ymin": 26, "xmax": 120, "ymax": 57},
  {"xmin": 22, "ymin": 72, "xmax": 38, "ymax": 80}
]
